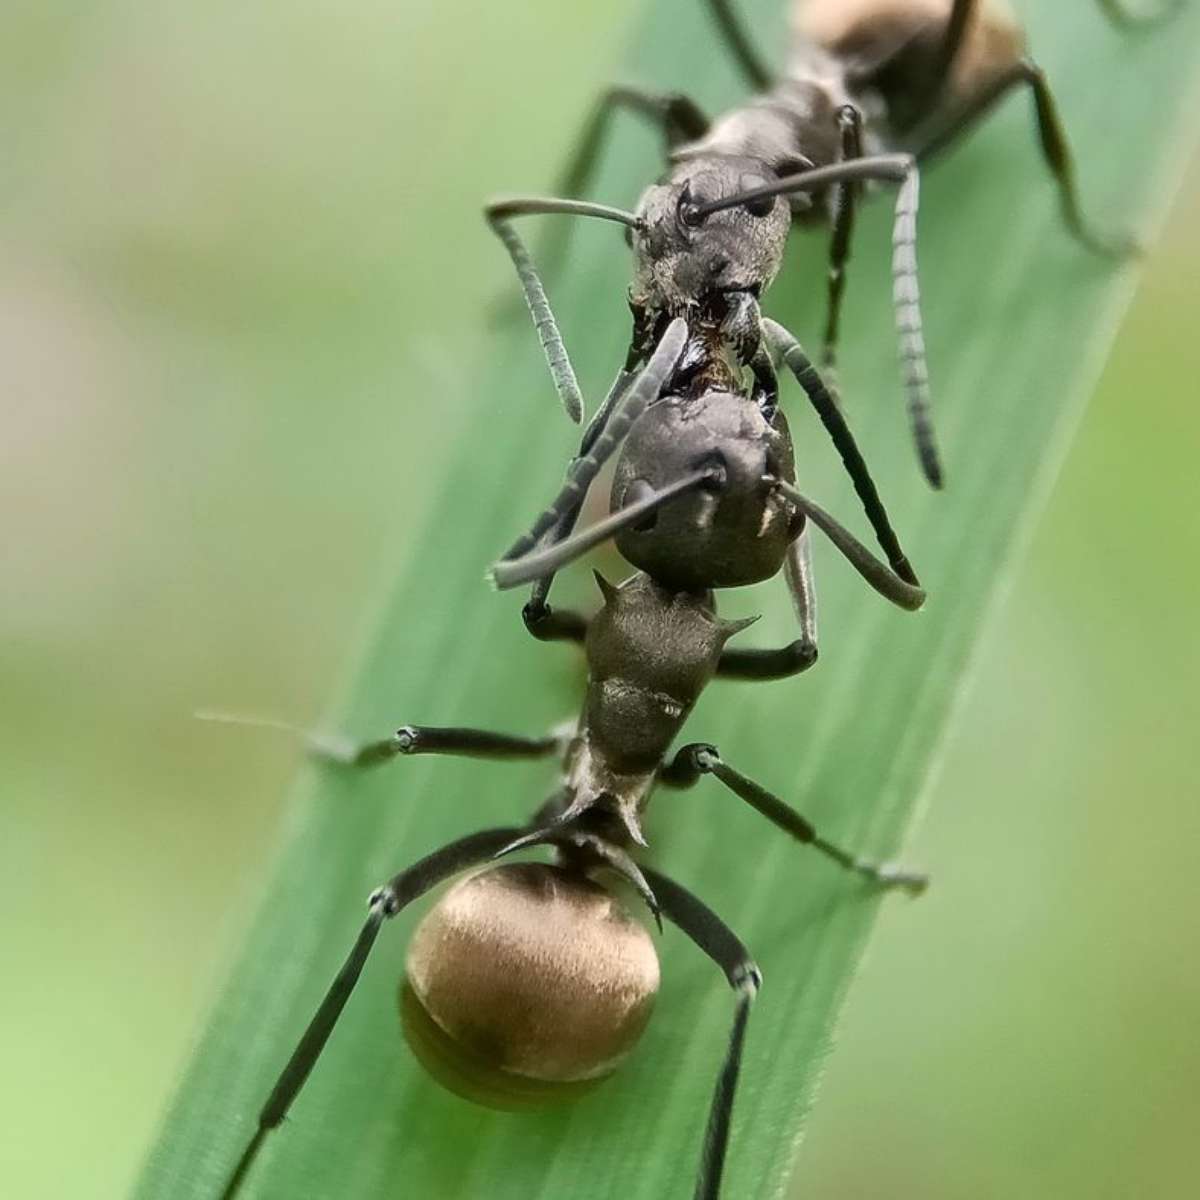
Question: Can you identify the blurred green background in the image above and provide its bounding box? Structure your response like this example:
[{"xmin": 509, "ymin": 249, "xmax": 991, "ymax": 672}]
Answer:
[{"xmin": 2, "ymin": 3, "xmax": 1196, "ymax": 1199}]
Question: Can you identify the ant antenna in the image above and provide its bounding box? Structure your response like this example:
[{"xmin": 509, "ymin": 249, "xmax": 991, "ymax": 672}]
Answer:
[
  {"xmin": 690, "ymin": 156, "xmax": 913, "ymax": 218},
  {"xmin": 761, "ymin": 319, "xmax": 921, "ymax": 584},
  {"xmin": 497, "ymin": 317, "xmax": 689, "ymax": 565},
  {"xmin": 891, "ymin": 168, "xmax": 940, "ymax": 487},
  {"xmin": 487, "ymin": 196, "xmax": 642, "ymax": 229},
  {"xmin": 485, "ymin": 199, "xmax": 643, "ymax": 426},
  {"xmin": 490, "ymin": 466, "xmax": 715, "ymax": 589},
  {"xmin": 768, "ymin": 478, "xmax": 926, "ymax": 611},
  {"xmin": 698, "ymin": 156, "xmax": 940, "ymax": 487}
]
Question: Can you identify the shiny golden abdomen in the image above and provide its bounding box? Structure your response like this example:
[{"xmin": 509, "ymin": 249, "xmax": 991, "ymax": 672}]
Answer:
[{"xmin": 403, "ymin": 862, "xmax": 660, "ymax": 1109}]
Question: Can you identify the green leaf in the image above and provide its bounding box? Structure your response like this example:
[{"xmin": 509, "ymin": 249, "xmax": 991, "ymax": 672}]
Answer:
[{"xmin": 137, "ymin": 3, "xmax": 1200, "ymax": 1198}]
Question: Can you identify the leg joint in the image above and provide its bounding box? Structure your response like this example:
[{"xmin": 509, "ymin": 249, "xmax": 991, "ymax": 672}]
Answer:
[
  {"xmin": 368, "ymin": 885, "xmax": 400, "ymax": 917},
  {"xmin": 732, "ymin": 961, "xmax": 762, "ymax": 997},
  {"xmin": 392, "ymin": 726, "xmax": 418, "ymax": 753}
]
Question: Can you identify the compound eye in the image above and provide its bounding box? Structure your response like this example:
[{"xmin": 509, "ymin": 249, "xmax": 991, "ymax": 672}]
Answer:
[
  {"xmin": 738, "ymin": 173, "xmax": 774, "ymax": 217},
  {"xmin": 743, "ymin": 192, "xmax": 774, "ymax": 218},
  {"xmin": 677, "ymin": 182, "xmax": 704, "ymax": 229}
]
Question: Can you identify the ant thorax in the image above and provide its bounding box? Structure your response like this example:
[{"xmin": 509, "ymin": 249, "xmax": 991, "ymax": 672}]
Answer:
[
  {"xmin": 552, "ymin": 573, "xmax": 748, "ymax": 844},
  {"xmin": 677, "ymin": 78, "xmax": 856, "ymax": 202},
  {"xmin": 628, "ymin": 155, "xmax": 791, "ymax": 311}
]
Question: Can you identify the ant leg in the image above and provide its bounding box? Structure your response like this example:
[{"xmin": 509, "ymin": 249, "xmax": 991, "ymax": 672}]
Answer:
[
  {"xmin": 770, "ymin": 479, "xmax": 926, "ymax": 610},
  {"xmin": 922, "ymin": 0, "xmax": 978, "ymax": 109},
  {"xmin": 663, "ymin": 745, "xmax": 928, "ymax": 894},
  {"xmin": 527, "ymin": 87, "xmax": 708, "ymax": 284},
  {"xmin": 1097, "ymin": 0, "xmax": 1184, "ymax": 29},
  {"xmin": 520, "ymin": 366, "xmax": 637, "ymax": 618},
  {"xmin": 494, "ymin": 317, "xmax": 689, "ymax": 565},
  {"xmin": 912, "ymin": 60, "xmax": 1139, "ymax": 258},
  {"xmin": 522, "ymin": 592, "xmax": 589, "ymax": 644},
  {"xmin": 493, "ymin": 466, "xmax": 715, "ymax": 589},
  {"xmin": 703, "ymin": 0, "xmax": 774, "ymax": 91},
  {"xmin": 639, "ymin": 866, "xmax": 759, "ymax": 1200},
  {"xmin": 763, "ymin": 319, "xmax": 922, "ymax": 583},
  {"xmin": 313, "ymin": 724, "xmax": 563, "ymax": 770},
  {"xmin": 715, "ymin": 529, "xmax": 818, "ymax": 680},
  {"xmin": 822, "ymin": 105, "xmax": 866, "ymax": 382},
  {"xmin": 196, "ymin": 712, "xmax": 562, "ymax": 768},
  {"xmin": 558, "ymin": 86, "xmax": 709, "ymax": 200},
  {"xmin": 217, "ymin": 825, "xmax": 526, "ymax": 1200}
]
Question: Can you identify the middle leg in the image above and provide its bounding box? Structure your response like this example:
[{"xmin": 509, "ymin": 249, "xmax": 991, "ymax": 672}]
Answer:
[
  {"xmin": 662, "ymin": 743, "xmax": 927, "ymax": 893},
  {"xmin": 315, "ymin": 724, "xmax": 563, "ymax": 770}
]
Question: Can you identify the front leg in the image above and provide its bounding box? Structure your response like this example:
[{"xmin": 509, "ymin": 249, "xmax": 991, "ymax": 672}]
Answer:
[
  {"xmin": 715, "ymin": 530, "xmax": 817, "ymax": 680},
  {"xmin": 522, "ymin": 599, "xmax": 589, "ymax": 645}
]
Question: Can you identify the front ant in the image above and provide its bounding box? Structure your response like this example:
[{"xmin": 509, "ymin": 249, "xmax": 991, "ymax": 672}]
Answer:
[
  {"xmin": 215, "ymin": 320, "xmax": 927, "ymax": 1200},
  {"xmin": 490, "ymin": 0, "xmax": 1173, "ymax": 488}
]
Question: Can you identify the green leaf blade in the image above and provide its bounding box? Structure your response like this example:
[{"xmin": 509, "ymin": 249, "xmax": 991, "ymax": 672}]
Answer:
[{"xmin": 137, "ymin": 3, "xmax": 1200, "ymax": 1198}]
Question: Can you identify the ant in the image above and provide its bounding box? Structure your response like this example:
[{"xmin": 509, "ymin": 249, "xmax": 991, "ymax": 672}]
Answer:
[
  {"xmin": 214, "ymin": 319, "xmax": 927, "ymax": 1200},
  {"xmin": 490, "ymin": 0, "xmax": 1174, "ymax": 488}
]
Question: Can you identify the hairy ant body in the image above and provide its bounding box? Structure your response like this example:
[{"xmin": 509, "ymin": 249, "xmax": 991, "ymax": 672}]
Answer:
[{"xmin": 493, "ymin": 0, "xmax": 1172, "ymax": 486}]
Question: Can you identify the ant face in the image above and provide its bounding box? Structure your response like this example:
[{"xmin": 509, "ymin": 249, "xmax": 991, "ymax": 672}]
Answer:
[
  {"xmin": 629, "ymin": 156, "xmax": 790, "ymax": 311},
  {"xmin": 611, "ymin": 390, "xmax": 803, "ymax": 591}
]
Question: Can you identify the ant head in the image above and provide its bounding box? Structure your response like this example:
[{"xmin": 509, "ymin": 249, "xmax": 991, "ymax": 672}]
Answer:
[
  {"xmin": 611, "ymin": 389, "xmax": 803, "ymax": 591},
  {"xmin": 629, "ymin": 156, "xmax": 790, "ymax": 311},
  {"xmin": 403, "ymin": 861, "xmax": 659, "ymax": 1106}
]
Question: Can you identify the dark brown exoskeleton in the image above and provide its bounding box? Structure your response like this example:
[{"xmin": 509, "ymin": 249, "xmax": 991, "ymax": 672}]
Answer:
[
  {"xmin": 213, "ymin": 555, "xmax": 925, "ymax": 1200},
  {"xmin": 490, "ymin": 0, "xmax": 1176, "ymax": 486}
]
